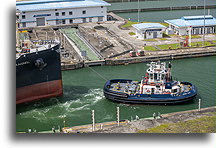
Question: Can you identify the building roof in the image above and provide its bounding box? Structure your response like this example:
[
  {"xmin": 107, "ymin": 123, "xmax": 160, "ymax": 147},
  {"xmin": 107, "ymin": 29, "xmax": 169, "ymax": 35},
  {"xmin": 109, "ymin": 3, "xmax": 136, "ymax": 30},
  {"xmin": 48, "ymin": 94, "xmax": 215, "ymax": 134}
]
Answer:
[
  {"xmin": 132, "ymin": 23, "xmax": 166, "ymax": 30},
  {"xmin": 16, "ymin": 0, "xmax": 111, "ymax": 11},
  {"xmin": 164, "ymin": 15, "xmax": 216, "ymax": 27}
]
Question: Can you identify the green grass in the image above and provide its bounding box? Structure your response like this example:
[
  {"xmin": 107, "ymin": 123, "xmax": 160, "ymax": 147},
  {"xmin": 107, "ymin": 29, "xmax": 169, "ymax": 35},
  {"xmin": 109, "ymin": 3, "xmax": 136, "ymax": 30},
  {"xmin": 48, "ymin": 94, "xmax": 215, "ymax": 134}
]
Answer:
[
  {"xmin": 162, "ymin": 33, "xmax": 170, "ymax": 38},
  {"xmin": 157, "ymin": 43, "xmax": 180, "ymax": 50},
  {"xmin": 121, "ymin": 21, "xmax": 169, "ymax": 28},
  {"xmin": 211, "ymin": 40, "xmax": 216, "ymax": 44},
  {"xmin": 137, "ymin": 115, "xmax": 216, "ymax": 133},
  {"xmin": 191, "ymin": 41, "xmax": 215, "ymax": 47},
  {"xmin": 121, "ymin": 21, "xmax": 138, "ymax": 28},
  {"xmin": 128, "ymin": 32, "xmax": 136, "ymax": 36},
  {"xmin": 143, "ymin": 46, "xmax": 158, "ymax": 51},
  {"xmin": 144, "ymin": 39, "xmax": 157, "ymax": 41},
  {"xmin": 158, "ymin": 38, "xmax": 167, "ymax": 41},
  {"xmin": 182, "ymin": 35, "xmax": 202, "ymax": 39}
]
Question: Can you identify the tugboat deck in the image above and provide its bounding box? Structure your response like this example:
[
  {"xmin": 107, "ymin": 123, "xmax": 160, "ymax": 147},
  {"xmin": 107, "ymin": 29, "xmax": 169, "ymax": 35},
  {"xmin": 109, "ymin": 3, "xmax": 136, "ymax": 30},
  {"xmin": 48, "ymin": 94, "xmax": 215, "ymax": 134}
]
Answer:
[{"xmin": 103, "ymin": 61, "xmax": 197, "ymax": 104}]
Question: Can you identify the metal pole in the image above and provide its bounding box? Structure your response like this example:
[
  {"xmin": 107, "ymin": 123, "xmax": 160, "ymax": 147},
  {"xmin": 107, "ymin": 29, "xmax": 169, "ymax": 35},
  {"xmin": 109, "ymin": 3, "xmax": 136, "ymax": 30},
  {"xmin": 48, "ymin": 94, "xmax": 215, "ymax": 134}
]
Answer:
[
  {"xmin": 138, "ymin": 0, "xmax": 140, "ymax": 23},
  {"xmin": 63, "ymin": 120, "xmax": 66, "ymax": 128},
  {"xmin": 189, "ymin": 26, "xmax": 192, "ymax": 47},
  {"xmin": 46, "ymin": 31, "xmax": 48, "ymax": 40},
  {"xmin": 63, "ymin": 35, "xmax": 66, "ymax": 49},
  {"xmin": 117, "ymin": 107, "xmax": 120, "ymax": 126},
  {"xmin": 92, "ymin": 110, "xmax": 95, "ymax": 131},
  {"xmin": 202, "ymin": 0, "xmax": 206, "ymax": 47},
  {"xmin": 198, "ymin": 99, "xmax": 201, "ymax": 111}
]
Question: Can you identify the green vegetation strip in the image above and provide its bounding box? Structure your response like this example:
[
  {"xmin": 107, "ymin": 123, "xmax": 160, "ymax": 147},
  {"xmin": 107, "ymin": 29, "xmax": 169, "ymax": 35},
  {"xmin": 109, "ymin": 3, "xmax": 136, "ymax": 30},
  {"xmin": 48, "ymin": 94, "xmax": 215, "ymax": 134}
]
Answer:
[
  {"xmin": 157, "ymin": 43, "xmax": 180, "ymax": 50},
  {"xmin": 138, "ymin": 114, "xmax": 216, "ymax": 133},
  {"xmin": 158, "ymin": 38, "xmax": 167, "ymax": 41},
  {"xmin": 143, "ymin": 46, "xmax": 158, "ymax": 51},
  {"xmin": 62, "ymin": 28, "xmax": 99, "ymax": 61},
  {"xmin": 144, "ymin": 39, "xmax": 157, "ymax": 42},
  {"xmin": 121, "ymin": 21, "xmax": 169, "ymax": 28},
  {"xmin": 121, "ymin": 21, "xmax": 138, "ymax": 28},
  {"xmin": 128, "ymin": 32, "xmax": 136, "ymax": 36},
  {"xmin": 182, "ymin": 35, "xmax": 201, "ymax": 39},
  {"xmin": 191, "ymin": 41, "xmax": 215, "ymax": 47}
]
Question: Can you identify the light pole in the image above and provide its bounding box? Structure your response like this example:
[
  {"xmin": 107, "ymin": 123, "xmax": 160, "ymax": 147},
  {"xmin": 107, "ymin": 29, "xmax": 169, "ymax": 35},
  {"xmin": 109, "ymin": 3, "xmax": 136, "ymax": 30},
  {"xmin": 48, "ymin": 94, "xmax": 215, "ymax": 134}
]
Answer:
[{"xmin": 202, "ymin": 0, "xmax": 206, "ymax": 47}]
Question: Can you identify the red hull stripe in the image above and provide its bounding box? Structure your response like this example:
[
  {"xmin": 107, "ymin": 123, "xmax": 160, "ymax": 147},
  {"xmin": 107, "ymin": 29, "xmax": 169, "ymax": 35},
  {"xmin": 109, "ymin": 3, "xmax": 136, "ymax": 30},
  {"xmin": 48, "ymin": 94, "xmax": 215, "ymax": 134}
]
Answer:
[{"xmin": 16, "ymin": 80, "xmax": 63, "ymax": 104}]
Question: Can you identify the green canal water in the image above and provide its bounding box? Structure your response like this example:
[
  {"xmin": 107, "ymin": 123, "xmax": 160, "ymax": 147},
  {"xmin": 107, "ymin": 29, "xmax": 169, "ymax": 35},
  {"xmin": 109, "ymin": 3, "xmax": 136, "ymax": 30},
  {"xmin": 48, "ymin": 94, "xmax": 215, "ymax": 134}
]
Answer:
[
  {"xmin": 108, "ymin": 0, "xmax": 216, "ymax": 22},
  {"xmin": 16, "ymin": 56, "xmax": 216, "ymax": 132}
]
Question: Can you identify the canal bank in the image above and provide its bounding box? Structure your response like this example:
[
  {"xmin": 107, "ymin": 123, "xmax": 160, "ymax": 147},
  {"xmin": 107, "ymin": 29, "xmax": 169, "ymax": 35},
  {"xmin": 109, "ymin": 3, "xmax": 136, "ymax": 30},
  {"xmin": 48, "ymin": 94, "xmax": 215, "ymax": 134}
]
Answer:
[
  {"xmin": 27, "ymin": 106, "xmax": 215, "ymax": 133},
  {"xmin": 61, "ymin": 47, "xmax": 216, "ymax": 70},
  {"xmin": 96, "ymin": 106, "xmax": 216, "ymax": 133}
]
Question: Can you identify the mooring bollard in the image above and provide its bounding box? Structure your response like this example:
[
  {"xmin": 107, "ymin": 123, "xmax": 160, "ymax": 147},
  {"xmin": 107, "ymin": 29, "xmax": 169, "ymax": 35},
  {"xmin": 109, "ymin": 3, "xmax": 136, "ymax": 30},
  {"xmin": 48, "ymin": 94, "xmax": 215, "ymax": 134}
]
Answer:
[
  {"xmin": 198, "ymin": 99, "xmax": 201, "ymax": 111},
  {"xmin": 153, "ymin": 112, "xmax": 156, "ymax": 119},
  {"xmin": 131, "ymin": 116, "xmax": 133, "ymax": 122},
  {"xmin": 100, "ymin": 124, "xmax": 103, "ymax": 130},
  {"xmin": 92, "ymin": 110, "xmax": 95, "ymax": 131},
  {"xmin": 135, "ymin": 115, "xmax": 139, "ymax": 120},
  {"xmin": 117, "ymin": 107, "xmax": 120, "ymax": 126}
]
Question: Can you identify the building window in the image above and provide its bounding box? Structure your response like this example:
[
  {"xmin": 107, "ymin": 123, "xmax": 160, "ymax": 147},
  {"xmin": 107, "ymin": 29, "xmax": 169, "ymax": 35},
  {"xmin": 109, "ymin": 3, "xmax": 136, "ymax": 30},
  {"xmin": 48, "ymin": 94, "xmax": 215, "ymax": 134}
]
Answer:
[
  {"xmin": 62, "ymin": 20, "xmax": 66, "ymax": 24},
  {"xmin": 89, "ymin": 17, "xmax": 93, "ymax": 22},
  {"xmin": 82, "ymin": 10, "xmax": 86, "ymax": 14},
  {"xmin": 69, "ymin": 11, "xmax": 73, "ymax": 15},
  {"xmin": 82, "ymin": 18, "xmax": 86, "ymax": 23},
  {"xmin": 55, "ymin": 12, "xmax": 59, "ymax": 16},
  {"xmin": 148, "ymin": 32, "xmax": 151, "ymax": 36},
  {"xmin": 62, "ymin": 12, "xmax": 65, "ymax": 16},
  {"xmin": 16, "ymin": 15, "xmax": 19, "ymax": 19},
  {"xmin": 98, "ymin": 16, "xmax": 103, "ymax": 22},
  {"xmin": 56, "ymin": 20, "xmax": 61, "ymax": 25},
  {"xmin": 22, "ymin": 15, "xmax": 25, "ymax": 19},
  {"xmin": 22, "ymin": 22, "xmax": 26, "ymax": 27},
  {"xmin": 69, "ymin": 19, "xmax": 73, "ymax": 24}
]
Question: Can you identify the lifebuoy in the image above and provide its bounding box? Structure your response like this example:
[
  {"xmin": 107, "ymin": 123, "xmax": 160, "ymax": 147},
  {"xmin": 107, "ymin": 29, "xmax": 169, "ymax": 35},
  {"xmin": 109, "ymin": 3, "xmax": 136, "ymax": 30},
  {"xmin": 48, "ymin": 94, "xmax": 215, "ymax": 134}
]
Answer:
[{"xmin": 147, "ymin": 89, "xmax": 150, "ymax": 93}]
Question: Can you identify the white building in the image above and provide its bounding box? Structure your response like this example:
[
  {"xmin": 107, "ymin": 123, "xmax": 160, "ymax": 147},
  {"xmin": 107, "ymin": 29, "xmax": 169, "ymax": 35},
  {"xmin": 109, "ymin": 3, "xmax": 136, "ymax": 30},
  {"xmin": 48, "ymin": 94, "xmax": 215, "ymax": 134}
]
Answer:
[
  {"xmin": 132, "ymin": 23, "xmax": 166, "ymax": 39},
  {"xmin": 16, "ymin": 0, "xmax": 111, "ymax": 28},
  {"xmin": 164, "ymin": 15, "xmax": 216, "ymax": 36}
]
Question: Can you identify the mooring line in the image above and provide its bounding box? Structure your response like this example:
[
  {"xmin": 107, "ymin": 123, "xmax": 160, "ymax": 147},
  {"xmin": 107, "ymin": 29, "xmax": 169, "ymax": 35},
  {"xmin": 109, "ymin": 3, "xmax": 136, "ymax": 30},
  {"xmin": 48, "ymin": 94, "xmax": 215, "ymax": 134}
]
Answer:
[{"xmin": 87, "ymin": 66, "xmax": 108, "ymax": 81}]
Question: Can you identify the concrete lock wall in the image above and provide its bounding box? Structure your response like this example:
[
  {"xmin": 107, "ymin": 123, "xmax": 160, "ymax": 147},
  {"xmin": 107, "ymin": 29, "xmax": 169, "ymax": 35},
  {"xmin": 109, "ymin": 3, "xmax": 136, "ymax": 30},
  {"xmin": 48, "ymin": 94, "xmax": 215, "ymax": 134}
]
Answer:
[{"xmin": 18, "ymin": 6, "xmax": 108, "ymax": 28}]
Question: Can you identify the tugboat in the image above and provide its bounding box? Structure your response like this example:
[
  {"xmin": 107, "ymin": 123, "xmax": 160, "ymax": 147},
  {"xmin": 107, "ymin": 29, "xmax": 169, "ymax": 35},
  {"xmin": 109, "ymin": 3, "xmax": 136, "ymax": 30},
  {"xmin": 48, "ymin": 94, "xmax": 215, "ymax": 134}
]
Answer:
[{"xmin": 103, "ymin": 61, "xmax": 197, "ymax": 104}]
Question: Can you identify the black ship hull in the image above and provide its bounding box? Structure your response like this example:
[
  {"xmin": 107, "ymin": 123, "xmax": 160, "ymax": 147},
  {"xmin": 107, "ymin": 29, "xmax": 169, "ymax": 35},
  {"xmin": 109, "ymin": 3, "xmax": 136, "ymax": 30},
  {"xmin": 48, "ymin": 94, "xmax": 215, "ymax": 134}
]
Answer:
[{"xmin": 16, "ymin": 43, "xmax": 63, "ymax": 104}]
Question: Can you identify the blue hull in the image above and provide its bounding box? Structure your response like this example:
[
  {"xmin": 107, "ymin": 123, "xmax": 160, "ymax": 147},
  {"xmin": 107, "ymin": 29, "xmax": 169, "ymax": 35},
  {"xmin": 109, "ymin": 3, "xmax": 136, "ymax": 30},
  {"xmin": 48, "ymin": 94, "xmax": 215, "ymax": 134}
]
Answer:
[{"xmin": 103, "ymin": 79, "xmax": 197, "ymax": 104}]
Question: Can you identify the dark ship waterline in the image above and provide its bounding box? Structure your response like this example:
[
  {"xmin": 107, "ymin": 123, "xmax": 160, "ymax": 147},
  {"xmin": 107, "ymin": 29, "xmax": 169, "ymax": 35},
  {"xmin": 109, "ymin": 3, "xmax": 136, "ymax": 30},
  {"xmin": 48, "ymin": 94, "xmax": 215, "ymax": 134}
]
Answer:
[
  {"xmin": 16, "ymin": 41, "xmax": 63, "ymax": 104},
  {"xmin": 104, "ymin": 62, "xmax": 197, "ymax": 104}
]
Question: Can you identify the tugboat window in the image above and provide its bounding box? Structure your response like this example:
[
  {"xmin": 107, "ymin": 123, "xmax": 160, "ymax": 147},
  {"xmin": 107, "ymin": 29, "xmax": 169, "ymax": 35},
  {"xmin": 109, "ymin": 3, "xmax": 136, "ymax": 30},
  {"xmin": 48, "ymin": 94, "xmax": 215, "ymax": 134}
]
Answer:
[
  {"xmin": 150, "ymin": 74, "xmax": 153, "ymax": 79},
  {"xmin": 154, "ymin": 73, "xmax": 157, "ymax": 80}
]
